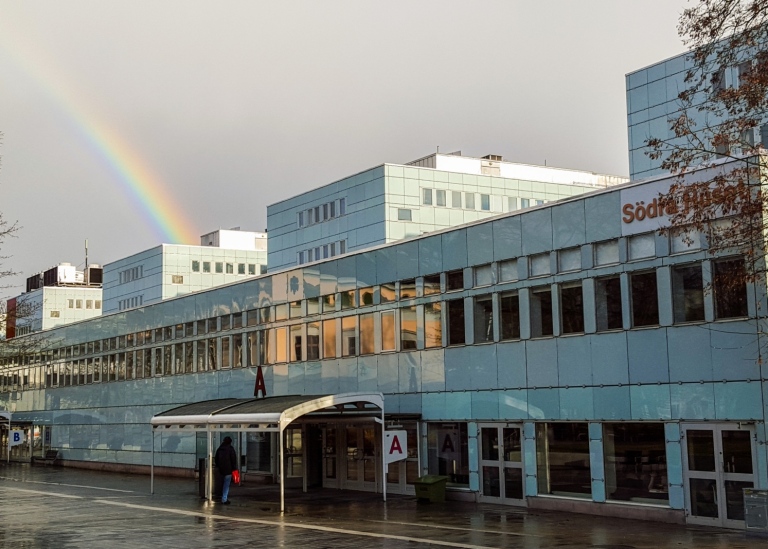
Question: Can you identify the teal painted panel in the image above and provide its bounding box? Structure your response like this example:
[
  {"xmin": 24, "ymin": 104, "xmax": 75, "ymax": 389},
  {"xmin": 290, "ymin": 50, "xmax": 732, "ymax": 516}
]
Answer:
[
  {"xmin": 442, "ymin": 230, "xmax": 468, "ymax": 272},
  {"xmin": 467, "ymin": 223, "xmax": 494, "ymax": 267},
  {"xmin": 528, "ymin": 388, "xmax": 560, "ymax": 420},
  {"xmin": 421, "ymin": 392, "xmax": 444, "ymax": 419},
  {"xmin": 398, "ymin": 352, "xmax": 421, "ymax": 393},
  {"xmin": 630, "ymin": 385, "xmax": 671, "ymax": 420},
  {"xmin": 670, "ymin": 383, "xmax": 715, "ymax": 420},
  {"xmin": 627, "ymin": 329, "xmax": 670, "ymax": 383},
  {"xmin": 715, "ymin": 381, "xmax": 762, "ymax": 419},
  {"xmin": 521, "ymin": 209, "xmax": 553, "ymax": 255},
  {"xmin": 557, "ymin": 337, "xmax": 592, "ymax": 386},
  {"xmin": 418, "ymin": 236, "xmax": 443, "ymax": 276},
  {"xmin": 420, "ymin": 350, "xmax": 446, "ymax": 392},
  {"xmin": 665, "ymin": 439, "xmax": 683, "ymax": 486},
  {"xmin": 591, "ymin": 479, "xmax": 606, "ymax": 503},
  {"xmin": 559, "ymin": 387, "xmax": 594, "ymax": 420},
  {"xmin": 552, "ymin": 201, "xmax": 586, "ymax": 249},
  {"xmin": 526, "ymin": 339, "xmax": 558, "ymax": 388},
  {"xmin": 497, "ymin": 341, "xmax": 527, "ymax": 389},
  {"xmin": 667, "ymin": 326, "xmax": 712, "ymax": 382},
  {"xmin": 593, "ymin": 386, "xmax": 631, "ymax": 420},
  {"xmin": 492, "ymin": 216, "xmax": 522, "ymax": 261},
  {"xmin": 471, "ymin": 391, "xmax": 499, "ymax": 420},
  {"xmin": 376, "ymin": 353, "xmax": 399, "ymax": 393},
  {"xmin": 669, "ymin": 485, "xmax": 685, "ymax": 510},
  {"xmin": 498, "ymin": 390, "xmax": 529, "ymax": 420},
  {"xmin": 444, "ymin": 392, "xmax": 472, "ymax": 420}
]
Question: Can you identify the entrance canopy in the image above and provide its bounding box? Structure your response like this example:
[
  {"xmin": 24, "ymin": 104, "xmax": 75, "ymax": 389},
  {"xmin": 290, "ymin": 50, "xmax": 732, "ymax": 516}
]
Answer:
[{"xmin": 149, "ymin": 393, "xmax": 385, "ymax": 511}]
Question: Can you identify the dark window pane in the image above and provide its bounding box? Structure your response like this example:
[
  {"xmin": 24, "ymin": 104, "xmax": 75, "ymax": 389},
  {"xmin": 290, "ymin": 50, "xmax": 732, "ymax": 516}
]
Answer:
[
  {"xmin": 560, "ymin": 284, "xmax": 584, "ymax": 334},
  {"xmin": 447, "ymin": 299, "xmax": 465, "ymax": 345},
  {"xmin": 473, "ymin": 295, "xmax": 493, "ymax": 343},
  {"xmin": 446, "ymin": 270, "xmax": 464, "ymax": 292},
  {"xmin": 500, "ymin": 293, "xmax": 520, "ymax": 340},
  {"xmin": 530, "ymin": 287, "xmax": 553, "ymax": 337},
  {"xmin": 672, "ymin": 264, "xmax": 704, "ymax": 322},
  {"xmin": 596, "ymin": 276, "xmax": 623, "ymax": 331},
  {"xmin": 631, "ymin": 271, "xmax": 658, "ymax": 327},
  {"xmin": 714, "ymin": 259, "xmax": 748, "ymax": 319}
]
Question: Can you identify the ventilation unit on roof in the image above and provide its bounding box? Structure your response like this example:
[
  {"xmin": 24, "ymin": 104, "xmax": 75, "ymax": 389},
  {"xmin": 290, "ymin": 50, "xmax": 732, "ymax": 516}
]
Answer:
[{"xmin": 482, "ymin": 154, "xmax": 503, "ymax": 161}]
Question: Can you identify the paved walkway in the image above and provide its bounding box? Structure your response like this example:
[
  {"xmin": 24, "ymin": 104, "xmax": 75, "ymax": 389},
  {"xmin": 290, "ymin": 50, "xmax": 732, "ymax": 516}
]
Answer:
[{"xmin": 0, "ymin": 462, "xmax": 764, "ymax": 548}]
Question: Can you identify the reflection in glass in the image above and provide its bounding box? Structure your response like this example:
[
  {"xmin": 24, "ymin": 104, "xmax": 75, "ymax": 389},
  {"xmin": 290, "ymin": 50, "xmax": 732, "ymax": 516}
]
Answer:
[
  {"xmin": 500, "ymin": 293, "xmax": 520, "ymax": 340},
  {"xmin": 687, "ymin": 430, "xmax": 716, "ymax": 472},
  {"xmin": 503, "ymin": 428, "xmax": 522, "ymax": 462},
  {"xmin": 423, "ymin": 275, "xmax": 440, "ymax": 296},
  {"xmin": 400, "ymin": 279, "xmax": 416, "ymax": 299},
  {"xmin": 474, "ymin": 295, "xmax": 493, "ymax": 343},
  {"xmin": 504, "ymin": 467, "xmax": 523, "ymax": 500},
  {"xmin": 341, "ymin": 316, "xmax": 356, "ymax": 356},
  {"xmin": 381, "ymin": 311, "xmax": 396, "ymax": 352},
  {"xmin": 380, "ymin": 283, "xmax": 396, "ymax": 303},
  {"xmin": 359, "ymin": 287, "xmax": 374, "ymax": 306},
  {"xmin": 341, "ymin": 290, "xmax": 356, "ymax": 310},
  {"xmin": 481, "ymin": 428, "xmax": 499, "ymax": 461},
  {"xmin": 322, "ymin": 294, "xmax": 336, "ymax": 313},
  {"xmin": 290, "ymin": 324, "xmax": 302, "ymax": 362},
  {"xmin": 360, "ymin": 314, "xmax": 374, "ymax": 355},
  {"xmin": 424, "ymin": 302, "xmax": 442, "ymax": 348},
  {"xmin": 275, "ymin": 327, "xmax": 287, "ymax": 363},
  {"xmin": 482, "ymin": 466, "xmax": 500, "ymax": 497},
  {"xmin": 690, "ymin": 478, "xmax": 719, "ymax": 518},
  {"xmin": 721, "ymin": 430, "xmax": 753, "ymax": 474},
  {"xmin": 400, "ymin": 306, "xmax": 417, "ymax": 350},
  {"xmin": 427, "ymin": 423, "xmax": 469, "ymax": 486},
  {"xmin": 323, "ymin": 319, "xmax": 336, "ymax": 359},
  {"xmin": 604, "ymin": 423, "xmax": 668, "ymax": 504},
  {"xmin": 725, "ymin": 480, "xmax": 752, "ymax": 521},
  {"xmin": 536, "ymin": 423, "xmax": 591, "ymax": 498},
  {"xmin": 307, "ymin": 322, "xmax": 320, "ymax": 360}
]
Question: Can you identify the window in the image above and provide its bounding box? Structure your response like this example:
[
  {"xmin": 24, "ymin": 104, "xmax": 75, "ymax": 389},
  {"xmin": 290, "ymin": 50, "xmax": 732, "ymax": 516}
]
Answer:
[
  {"xmin": 323, "ymin": 203, "xmax": 329, "ymax": 221},
  {"xmin": 499, "ymin": 259, "xmax": 518, "ymax": 282},
  {"xmin": 226, "ymin": 263, "xmax": 234, "ymax": 274},
  {"xmin": 423, "ymin": 274, "xmax": 440, "ymax": 296},
  {"xmin": 521, "ymin": 198, "xmax": 530, "ymax": 209},
  {"xmin": 595, "ymin": 276, "xmax": 623, "ymax": 331},
  {"xmin": 359, "ymin": 287, "xmax": 374, "ymax": 306},
  {"xmin": 76, "ymin": 300, "xmax": 82, "ymax": 309},
  {"xmin": 215, "ymin": 262, "xmax": 223, "ymax": 273},
  {"xmin": 308, "ymin": 208, "xmax": 314, "ymax": 224},
  {"xmin": 436, "ymin": 189, "xmax": 446, "ymax": 207},
  {"xmin": 400, "ymin": 306, "xmax": 417, "ymax": 350},
  {"xmin": 192, "ymin": 260, "xmax": 200, "ymax": 272},
  {"xmin": 427, "ymin": 423, "xmax": 469, "ymax": 487},
  {"xmin": 536, "ymin": 423, "xmax": 591, "ymax": 498},
  {"xmin": 248, "ymin": 264, "xmax": 256, "ymax": 275},
  {"xmin": 275, "ymin": 303, "xmax": 288, "ymax": 321},
  {"xmin": 713, "ymin": 258, "xmax": 748, "ymax": 319},
  {"xmin": 203, "ymin": 261, "xmax": 211, "ymax": 273},
  {"xmin": 711, "ymin": 67, "xmax": 726, "ymax": 94},
  {"xmin": 339, "ymin": 198, "xmax": 346, "ymax": 215},
  {"xmin": 341, "ymin": 316, "xmax": 356, "ymax": 356},
  {"xmin": 473, "ymin": 295, "xmax": 493, "ymax": 343},
  {"xmin": 631, "ymin": 271, "xmax": 659, "ymax": 327},
  {"xmin": 672, "ymin": 264, "xmax": 705, "ymax": 323},
  {"xmin": 530, "ymin": 286, "xmax": 553, "ymax": 337},
  {"xmin": 465, "ymin": 193, "xmax": 475, "ymax": 209},
  {"xmin": 560, "ymin": 283, "xmax": 584, "ymax": 334},
  {"xmin": 500, "ymin": 292, "xmax": 520, "ymax": 340},
  {"xmin": 306, "ymin": 296, "xmax": 320, "ymax": 315},
  {"xmin": 290, "ymin": 324, "xmax": 302, "ymax": 362},
  {"xmin": 398, "ymin": 208, "xmax": 412, "ymax": 221},
  {"xmin": 474, "ymin": 264, "xmax": 493, "ymax": 287},
  {"xmin": 594, "ymin": 240, "xmax": 619, "ymax": 266},
  {"xmin": 322, "ymin": 294, "xmax": 336, "ymax": 313},
  {"xmin": 507, "ymin": 197, "xmax": 517, "ymax": 211},
  {"xmin": 323, "ymin": 245, "xmax": 329, "ymax": 259},
  {"xmin": 447, "ymin": 299, "xmax": 465, "ymax": 345},
  {"xmin": 238, "ymin": 263, "xmax": 245, "ymax": 275},
  {"xmin": 275, "ymin": 327, "xmax": 288, "ymax": 363},
  {"xmin": 400, "ymin": 279, "xmax": 416, "ymax": 299},
  {"xmin": 289, "ymin": 300, "xmax": 302, "ymax": 318},
  {"xmin": 452, "ymin": 191, "xmax": 462, "ymax": 208},
  {"xmin": 330, "ymin": 201, "xmax": 336, "ymax": 218},
  {"xmin": 423, "ymin": 188, "xmax": 433, "ymax": 205},
  {"xmin": 323, "ymin": 319, "xmax": 336, "ymax": 358},
  {"xmin": 339, "ymin": 240, "xmax": 346, "ymax": 254},
  {"xmin": 558, "ymin": 247, "xmax": 581, "ymax": 272},
  {"xmin": 446, "ymin": 269, "xmax": 463, "ymax": 292},
  {"xmin": 95, "ymin": 300, "xmax": 101, "ymax": 310},
  {"xmin": 297, "ymin": 211, "xmax": 304, "ymax": 227},
  {"xmin": 171, "ymin": 275, "xmax": 183, "ymax": 284},
  {"xmin": 480, "ymin": 194, "xmax": 490, "ymax": 211},
  {"xmin": 604, "ymin": 423, "xmax": 668, "ymax": 505},
  {"xmin": 307, "ymin": 322, "xmax": 320, "ymax": 360},
  {"xmin": 341, "ymin": 289, "xmax": 356, "ymax": 310},
  {"xmin": 628, "ymin": 233, "xmax": 655, "ymax": 260},
  {"xmin": 86, "ymin": 300, "xmax": 93, "ymax": 309},
  {"xmin": 529, "ymin": 253, "xmax": 551, "ymax": 277},
  {"xmin": 50, "ymin": 310, "xmax": 60, "ymax": 318},
  {"xmin": 424, "ymin": 302, "xmax": 442, "ymax": 348},
  {"xmin": 360, "ymin": 313, "xmax": 375, "ymax": 354},
  {"xmin": 380, "ymin": 283, "xmax": 396, "ymax": 303},
  {"xmin": 670, "ymin": 227, "xmax": 701, "ymax": 254},
  {"xmin": 381, "ymin": 311, "xmax": 396, "ymax": 351}
]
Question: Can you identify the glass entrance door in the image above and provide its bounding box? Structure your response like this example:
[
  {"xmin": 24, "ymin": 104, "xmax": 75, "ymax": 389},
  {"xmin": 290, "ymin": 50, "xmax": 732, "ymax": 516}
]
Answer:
[
  {"xmin": 478, "ymin": 424, "xmax": 525, "ymax": 505},
  {"xmin": 386, "ymin": 423, "xmax": 419, "ymax": 495},
  {"xmin": 682, "ymin": 423, "xmax": 755, "ymax": 528},
  {"xmin": 342, "ymin": 425, "xmax": 378, "ymax": 492}
]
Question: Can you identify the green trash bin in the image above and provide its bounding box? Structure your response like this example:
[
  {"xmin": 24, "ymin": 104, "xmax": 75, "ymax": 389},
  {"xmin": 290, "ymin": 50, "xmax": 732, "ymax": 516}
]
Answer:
[{"xmin": 414, "ymin": 475, "xmax": 449, "ymax": 503}]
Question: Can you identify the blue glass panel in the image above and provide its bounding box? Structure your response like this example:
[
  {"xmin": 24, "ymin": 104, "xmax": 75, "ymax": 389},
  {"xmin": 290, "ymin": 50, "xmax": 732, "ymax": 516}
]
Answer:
[
  {"xmin": 376, "ymin": 353, "xmax": 399, "ymax": 393},
  {"xmin": 715, "ymin": 382, "xmax": 762, "ymax": 419},
  {"xmin": 527, "ymin": 388, "xmax": 560, "ymax": 420},
  {"xmin": 320, "ymin": 360, "xmax": 340, "ymax": 394},
  {"xmin": 585, "ymin": 192, "xmax": 621, "ymax": 243},
  {"xmin": 552, "ymin": 201, "xmax": 586, "ymax": 249},
  {"xmin": 497, "ymin": 341, "xmax": 527, "ymax": 389},
  {"xmin": 630, "ymin": 384, "xmax": 671, "ymax": 420},
  {"xmin": 627, "ymin": 329, "xmax": 670, "ymax": 383},
  {"xmin": 670, "ymin": 383, "xmax": 714, "ymax": 420},
  {"xmin": 445, "ymin": 346, "xmax": 473, "ymax": 391},
  {"xmin": 396, "ymin": 241, "xmax": 419, "ymax": 281},
  {"xmin": 521, "ymin": 209, "xmax": 553, "ymax": 255},
  {"xmin": 418, "ymin": 235, "xmax": 443, "ymax": 276},
  {"xmin": 442, "ymin": 230, "xmax": 468, "ymax": 271},
  {"xmin": 559, "ymin": 387, "xmax": 593, "ymax": 420},
  {"xmin": 668, "ymin": 326, "xmax": 712, "ymax": 382},
  {"xmin": 471, "ymin": 392, "xmax": 499, "ymax": 419},
  {"xmin": 398, "ymin": 352, "xmax": 421, "ymax": 393},
  {"xmin": 526, "ymin": 339, "xmax": 558, "ymax": 388},
  {"xmin": 492, "ymin": 216, "xmax": 522, "ymax": 261},
  {"xmin": 557, "ymin": 337, "xmax": 591, "ymax": 387},
  {"xmin": 590, "ymin": 332, "xmax": 629, "ymax": 386},
  {"xmin": 467, "ymin": 223, "xmax": 494, "ymax": 267},
  {"xmin": 498, "ymin": 389, "xmax": 528, "ymax": 420}
]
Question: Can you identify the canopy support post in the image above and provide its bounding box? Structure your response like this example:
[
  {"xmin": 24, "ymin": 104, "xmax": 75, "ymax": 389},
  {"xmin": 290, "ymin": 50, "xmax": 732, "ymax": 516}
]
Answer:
[
  {"xmin": 207, "ymin": 429, "xmax": 213, "ymax": 504},
  {"xmin": 279, "ymin": 424, "xmax": 285, "ymax": 513},
  {"xmin": 382, "ymin": 407, "xmax": 387, "ymax": 503},
  {"xmin": 150, "ymin": 427, "xmax": 155, "ymax": 494}
]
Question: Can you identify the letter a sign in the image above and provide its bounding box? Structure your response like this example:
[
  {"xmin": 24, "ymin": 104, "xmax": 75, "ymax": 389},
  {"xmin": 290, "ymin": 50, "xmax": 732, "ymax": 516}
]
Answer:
[{"xmin": 384, "ymin": 430, "xmax": 407, "ymax": 465}]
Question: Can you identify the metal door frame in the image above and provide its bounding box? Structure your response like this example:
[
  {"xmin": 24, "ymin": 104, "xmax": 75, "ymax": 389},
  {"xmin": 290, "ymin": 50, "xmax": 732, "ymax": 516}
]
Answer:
[
  {"xmin": 478, "ymin": 422, "xmax": 526, "ymax": 506},
  {"xmin": 681, "ymin": 422, "xmax": 756, "ymax": 528}
]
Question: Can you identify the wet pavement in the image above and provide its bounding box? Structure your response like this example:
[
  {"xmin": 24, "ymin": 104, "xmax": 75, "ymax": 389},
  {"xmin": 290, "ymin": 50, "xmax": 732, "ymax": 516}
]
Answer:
[{"xmin": 0, "ymin": 462, "xmax": 765, "ymax": 548}]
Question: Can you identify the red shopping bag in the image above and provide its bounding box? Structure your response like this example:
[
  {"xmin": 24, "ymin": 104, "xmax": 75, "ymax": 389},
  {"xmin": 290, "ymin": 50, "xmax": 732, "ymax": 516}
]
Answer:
[{"xmin": 232, "ymin": 469, "xmax": 241, "ymax": 485}]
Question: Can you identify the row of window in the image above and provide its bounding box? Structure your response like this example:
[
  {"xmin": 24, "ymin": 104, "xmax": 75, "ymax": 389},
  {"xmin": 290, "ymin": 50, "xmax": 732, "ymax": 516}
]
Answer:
[
  {"xmin": 0, "ymin": 258, "xmax": 748, "ymax": 389},
  {"xmin": 296, "ymin": 198, "xmax": 347, "ymax": 228},
  {"xmin": 422, "ymin": 188, "xmax": 492, "ymax": 211},
  {"xmin": 191, "ymin": 261, "xmax": 262, "ymax": 275},
  {"xmin": 118, "ymin": 266, "xmax": 143, "ymax": 284},
  {"xmin": 296, "ymin": 240, "xmax": 347, "ymax": 265},
  {"xmin": 118, "ymin": 295, "xmax": 144, "ymax": 311},
  {"xmin": 65, "ymin": 299, "xmax": 102, "ymax": 310}
]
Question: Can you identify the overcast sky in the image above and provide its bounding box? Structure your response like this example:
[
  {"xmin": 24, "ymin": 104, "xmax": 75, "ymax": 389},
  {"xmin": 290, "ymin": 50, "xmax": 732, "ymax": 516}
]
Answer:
[{"xmin": 1, "ymin": 0, "xmax": 691, "ymax": 294}]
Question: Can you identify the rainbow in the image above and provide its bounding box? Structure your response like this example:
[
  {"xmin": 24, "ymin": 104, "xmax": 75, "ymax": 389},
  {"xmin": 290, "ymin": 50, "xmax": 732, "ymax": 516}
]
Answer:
[{"xmin": 0, "ymin": 17, "xmax": 199, "ymax": 245}]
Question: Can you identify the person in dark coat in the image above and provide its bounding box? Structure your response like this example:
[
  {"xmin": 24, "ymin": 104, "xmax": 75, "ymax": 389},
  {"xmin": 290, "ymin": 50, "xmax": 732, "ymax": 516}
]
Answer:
[{"xmin": 215, "ymin": 436, "xmax": 237, "ymax": 504}]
